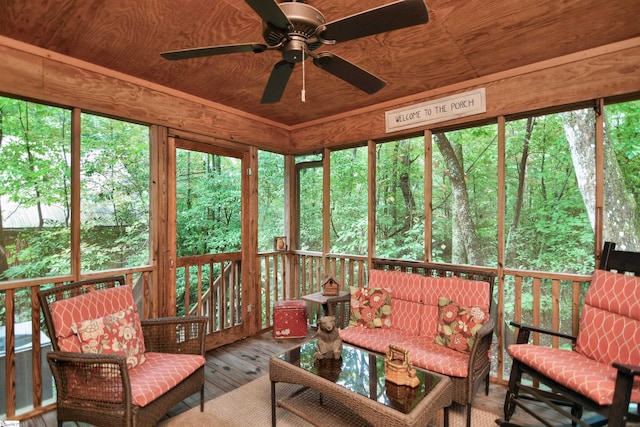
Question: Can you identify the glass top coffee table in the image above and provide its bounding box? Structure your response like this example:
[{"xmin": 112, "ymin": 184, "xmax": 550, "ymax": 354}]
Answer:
[{"xmin": 270, "ymin": 341, "xmax": 452, "ymax": 427}]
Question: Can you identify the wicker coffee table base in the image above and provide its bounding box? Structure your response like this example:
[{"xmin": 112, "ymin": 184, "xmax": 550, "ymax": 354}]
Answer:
[{"xmin": 270, "ymin": 355, "xmax": 453, "ymax": 427}]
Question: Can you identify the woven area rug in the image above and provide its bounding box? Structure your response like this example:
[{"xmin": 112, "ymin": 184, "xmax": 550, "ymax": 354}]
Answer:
[{"xmin": 159, "ymin": 375, "xmax": 498, "ymax": 427}]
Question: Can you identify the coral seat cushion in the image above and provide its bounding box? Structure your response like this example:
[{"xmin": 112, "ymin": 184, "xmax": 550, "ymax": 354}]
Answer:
[
  {"xmin": 129, "ymin": 352, "xmax": 205, "ymax": 407},
  {"xmin": 339, "ymin": 327, "xmax": 414, "ymax": 354},
  {"xmin": 509, "ymin": 344, "xmax": 640, "ymax": 405},
  {"xmin": 403, "ymin": 336, "xmax": 471, "ymax": 377},
  {"xmin": 62, "ymin": 353, "xmax": 205, "ymax": 407}
]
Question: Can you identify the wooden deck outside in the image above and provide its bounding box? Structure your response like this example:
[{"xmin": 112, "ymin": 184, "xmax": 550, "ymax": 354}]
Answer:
[{"xmin": 19, "ymin": 327, "xmax": 563, "ymax": 427}]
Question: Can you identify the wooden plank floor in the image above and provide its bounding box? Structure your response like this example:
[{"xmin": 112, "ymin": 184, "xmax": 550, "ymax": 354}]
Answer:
[{"xmin": 18, "ymin": 328, "xmax": 590, "ymax": 427}]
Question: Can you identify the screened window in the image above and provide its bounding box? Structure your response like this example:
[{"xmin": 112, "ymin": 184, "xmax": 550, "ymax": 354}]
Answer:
[
  {"xmin": 80, "ymin": 113, "xmax": 150, "ymax": 271},
  {"xmin": 0, "ymin": 97, "xmax": 72, "ymax": 280},
  {"xmin": 375, "ymin": 138, "xmax": 425, "ymax": 260},
  {"xmin": 297, "ymin": 155, "xmax": 323, "ymax": 252},
  {"xmin": 504, "ymin": 110, "xmax": 594, "ymax": 273},
  {"xmin": 175, "ymin": 149, "xmax": 241, "ymax": 256},
  {"xmin": 432, "ymin": 124, "xmax": 498, "ymax": 266},
  {"xmin": 258, "ymin": 150, "xmax": 285, "ymax": 252},
  {"xmin": 330, "ymin": 147, "xmax": 368, "ymax": 255},
  {"xmin": 603, "ymin": 99, "xmax": 640, "ymax": 251}
]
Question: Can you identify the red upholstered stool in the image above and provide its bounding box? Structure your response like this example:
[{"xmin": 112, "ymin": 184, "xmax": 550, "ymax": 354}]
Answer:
[{"xmin": 273, "ymin": 300, "xmax": 308, "ymax": 339}]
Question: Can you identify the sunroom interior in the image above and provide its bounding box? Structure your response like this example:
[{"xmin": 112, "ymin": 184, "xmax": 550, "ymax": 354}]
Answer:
[{"xmin": 1, "ymin": 0, "xmax": 639, "ymax": 424}]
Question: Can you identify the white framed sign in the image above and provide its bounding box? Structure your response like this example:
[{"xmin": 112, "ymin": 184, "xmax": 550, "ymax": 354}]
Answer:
[{"xmin": 385, "ymin": 88, "xmax": 486, "ymax": 133}]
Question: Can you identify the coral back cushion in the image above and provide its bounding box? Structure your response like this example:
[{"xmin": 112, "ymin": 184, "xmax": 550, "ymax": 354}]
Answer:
[
  {"xmin": 575, "ymin": 270, "xmax": 640, "ymax": 366},
  {"xmin": 421, "ymin": 276, "xmax": 490, "ymax": 336},
  {"xmin": 50, "ymin": 285, "xmax": 139, "ymax": 352},
  {"xmin": 369, "ymin": 269, "xmax": 424, "ymax": 303}
]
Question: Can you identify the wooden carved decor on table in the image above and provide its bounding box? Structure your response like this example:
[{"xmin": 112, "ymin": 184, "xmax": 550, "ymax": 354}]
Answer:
[
  {"xmin": 384, "ymin": 344, "xmax": 419, "ymax": 387},
  {"xmin": 314, "ymin": 315, "xmax": 343, "ymax": 360},
  {"xmin": 322, "ymin": 276, "xmax": 340, "ymax": 296}
]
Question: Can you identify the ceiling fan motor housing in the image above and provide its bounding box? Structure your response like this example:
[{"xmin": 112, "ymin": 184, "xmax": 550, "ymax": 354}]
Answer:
[{"xmin": 263, "ymin": 1, "xmax": 326, "ymax": 62}]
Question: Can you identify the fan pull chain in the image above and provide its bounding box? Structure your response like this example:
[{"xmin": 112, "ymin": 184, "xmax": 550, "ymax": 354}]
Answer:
[{"xmin": 301, "ymin": 49, "xmax": 306, "ymax": 102}]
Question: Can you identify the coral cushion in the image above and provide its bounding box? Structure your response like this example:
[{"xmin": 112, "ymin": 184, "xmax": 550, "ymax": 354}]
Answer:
[
  {"xmin": 65, "ymin": 352, "xmax": 206, "ymax": 407},
  {"xmin": 370, "ymin": 269, "xmax": 424, "ymax": 303},
  {"xmin": 584, "ymin": 269, "xmax": 640, "ymax": 321},
  {"xmin": 72, "ymin": 306, "xmax": 146, "ymax": 369},
  {"xmin": 434, "ymin": 297, "xmax": 489, "ymax": 354},
  {"xmin": 129, "ymin": 352, "xmax": 205, "ymax": 407},
  {"xmin": 509, "ymin": 344, "xmax": 640, "ymax": 405},
  {"xmin": 576, "ymin": 270, "xmax": 640, "ymax": 366},
  {"xmin": 403, "ymin": 336, "xmax": 472, "ymax": 377},
  {"xmin": 349, "ymin": 286, "xmax": 392, "ymax": 328},
  {"xmin": 339, "ymin": 327, "xmax": 414, "ymax": 354},
  {"xmin": 391, "ymin": 299, "xmax": 422, "ymax": 336},
  {"xmin": 50, "ymin": 285, "xmax": 137, "ymax": 352}
]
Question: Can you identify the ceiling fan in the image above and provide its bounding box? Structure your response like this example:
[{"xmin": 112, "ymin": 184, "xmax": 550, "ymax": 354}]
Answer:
[{"xmin": 161, "ymin": 0, "xmax": 429, "ymax": 103}]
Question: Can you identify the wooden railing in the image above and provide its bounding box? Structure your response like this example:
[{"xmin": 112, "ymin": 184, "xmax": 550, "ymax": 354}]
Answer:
[
  {"xmin": 0, "ymin": 267, "xmax": 154, "ymax": 420},
  {"xmin": 177, "ymin": 252, "xmax": 243, "ymax": 333},
  {"xmin": 257, "ymin": 251, "xmax": 368, "ymax": 327},
  {"xmin": 1, "ymin": 254, "xmax": 593, "ymax": 419}
]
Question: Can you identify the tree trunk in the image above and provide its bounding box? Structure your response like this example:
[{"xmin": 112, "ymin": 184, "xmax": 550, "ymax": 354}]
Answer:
[
  {"xmin": 562, "ymin": 109, "xmax": 640, "ymax": 250},
  {"xmin": 451, "ymin": 142, "xmax": 465, "ymax": 263},
  {"xmin": 434, "ymin": 133, "xmax": 482, "ymax": 265},
  {"xmin": 506, "ymin": 117, "xmax": 533, "ymax": 265},
  {"xmin": 398, "ymin": 140, "xmax": 416, "ymax": 234}
]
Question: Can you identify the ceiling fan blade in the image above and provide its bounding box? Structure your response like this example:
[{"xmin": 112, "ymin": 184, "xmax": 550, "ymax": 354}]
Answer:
[
  {"xmin": 245, "ymin": 0, "xmax": 291, "ymax": 31},
  {"xmin": 313, "ymin": 52, "xmax": 386, "ymax": 95},
  {"xmin": 319, "ymin": 0, "xmax": 429, "ymax": 44},
  {"xmin": 261, "ymin": 60, "xmax": 295, "ymax": 104},
  {"xmin": 161, "ymin": 44, "xmax": 267, "ymax": 60}
]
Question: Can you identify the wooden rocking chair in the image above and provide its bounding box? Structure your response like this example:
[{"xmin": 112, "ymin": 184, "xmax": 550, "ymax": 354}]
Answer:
[{"xmin": 499, "ymin": 242, "xmax": 640, "ymax": 427}]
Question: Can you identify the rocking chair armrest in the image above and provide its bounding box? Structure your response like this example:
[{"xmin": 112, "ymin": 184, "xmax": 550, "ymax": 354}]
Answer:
[
  {"xmin": 509, "ymin": 320, "xmax": 577, "ymax": 344},
  {"xmin": 141, "ymin": 315, "xmax": 207, "ymax": 355},
  {"xmin": 47, "ymin": 351, "xmax": 133, "ymax": 406},
  {"xmin": 613, "ymin": 362, "xmax": 640, "ymax": 376}
]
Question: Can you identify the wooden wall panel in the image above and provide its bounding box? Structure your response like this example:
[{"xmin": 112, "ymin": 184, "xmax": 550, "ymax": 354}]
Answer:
[
  {"xmin": 290, "ymin": 41, "xmax": 640, "ymax": 153},
  {"xmin": 1, "ymin": 37, "xmax": 639, "ymax": 156},
  {"xmin": 0, "ymin": 40, "xmax": 290, "ymax": 151}
]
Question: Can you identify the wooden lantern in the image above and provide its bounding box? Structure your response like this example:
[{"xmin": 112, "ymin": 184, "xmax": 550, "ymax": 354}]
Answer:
[{"xmin": 384, "ymin": 344, "xmax": 420, "ymax": 388}]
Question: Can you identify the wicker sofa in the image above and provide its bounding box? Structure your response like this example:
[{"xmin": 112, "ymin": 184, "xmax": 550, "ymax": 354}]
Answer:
[
  {"xmin": 38, "ymin": 276, "xmax": 207, "ymax": 427},
  {"xmin": 336, "ymin": 261, "xmax": 496, "ymax": 427}
]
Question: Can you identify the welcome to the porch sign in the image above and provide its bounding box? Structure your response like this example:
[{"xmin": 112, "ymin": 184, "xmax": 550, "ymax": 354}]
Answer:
[{"xmin": 385, "ymin": 88, "xmax": 486, "ymax": 133}]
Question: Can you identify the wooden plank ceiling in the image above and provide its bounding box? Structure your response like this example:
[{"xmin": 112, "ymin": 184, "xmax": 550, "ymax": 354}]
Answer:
[{"xmin": 1, "ymin": 0, "xmax": 639, "ymax": 127}]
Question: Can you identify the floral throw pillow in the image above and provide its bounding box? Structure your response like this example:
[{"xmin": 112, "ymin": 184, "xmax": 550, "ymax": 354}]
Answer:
[
  {"xmin": 72, "ymin": 306, "xmax": 146, "ymax": 369},
  {"xmin": 434, "ymin": 297, "xmax": 489, "ymax": 354},
  {"xmin": 349, "ymin": 286, "xmax": 392, "ymax": 328}
]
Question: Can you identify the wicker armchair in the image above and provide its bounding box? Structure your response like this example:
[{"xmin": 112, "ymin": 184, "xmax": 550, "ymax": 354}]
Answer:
[{"xmin": 38, "ymin": 276, "xmax": 207, "ymax": 427}]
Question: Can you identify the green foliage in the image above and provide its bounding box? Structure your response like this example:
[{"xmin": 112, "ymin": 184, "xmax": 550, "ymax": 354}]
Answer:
[
  {"xmin": 0, "ymin": 98, "xmax": 150, "ymax": 280},
  {"xmin": 298, "ymin": 160, "xmax": 323, "ymax": 251},
  {"xmin": 607, "ymin": 100, "xmax": 640, "ymax": 218},
  {"xmin": 175, "ymin": 150, "xmax": 241, "ymax": 256},
  {"xmin": 258, "ymin": 151, "xmax": 284, "ymax": 252},
  {"xmin": 375, "ymin": 138, "xmax": 425, "ymax": 259},
  {"xmin": 330, "ymin": 147, "xmax": 368, "ymax": 254}
]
